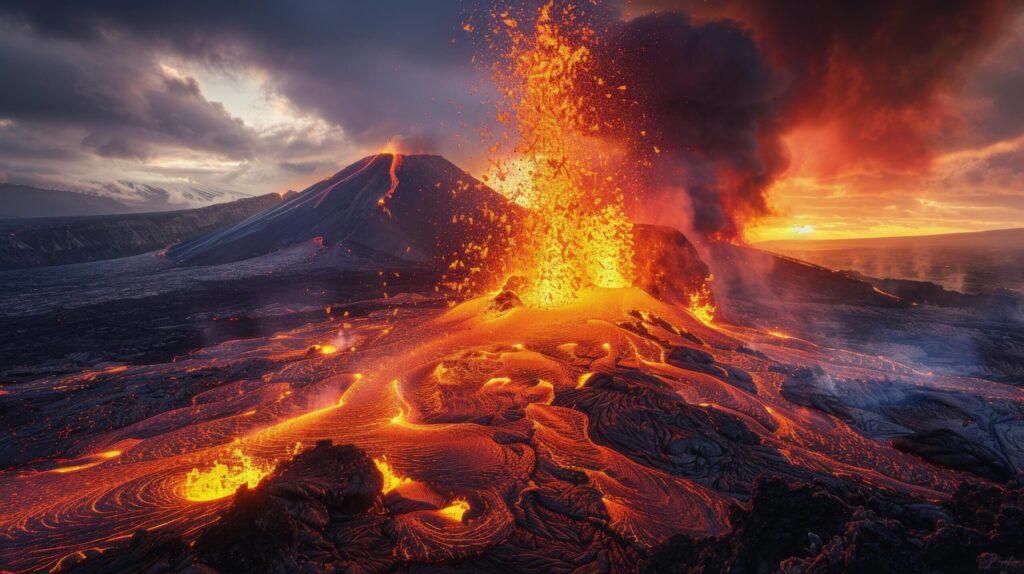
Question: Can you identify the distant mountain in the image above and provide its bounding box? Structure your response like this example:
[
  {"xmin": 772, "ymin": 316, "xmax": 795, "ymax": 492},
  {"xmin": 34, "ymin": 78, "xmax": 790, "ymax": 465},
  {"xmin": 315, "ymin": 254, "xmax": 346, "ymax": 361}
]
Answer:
[
  {"xmin": 168, "ymin": 153, "xmax": 517, "ymax": 267},
  {"xmin": 0, "ymin": 194, "xmax": 283, "ymax": 270},
  {"xmin": 97, "ymin": 180, "xmax": 253, "ymax": 211},
  {"xmin": 757, "ymin": 228, "xmax": 1024, "ymax": 294},
  {"xmin": 0, "ymin": 184, "xmax": 132, "ymax": 219}
]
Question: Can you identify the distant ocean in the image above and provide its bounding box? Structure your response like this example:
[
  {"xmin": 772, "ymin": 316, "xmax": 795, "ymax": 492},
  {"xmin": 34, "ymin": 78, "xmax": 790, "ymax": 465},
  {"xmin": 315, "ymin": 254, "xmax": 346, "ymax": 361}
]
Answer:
[{"xmin": 758, "ymin": 228, "xmax": 1024, "ymax": 295}]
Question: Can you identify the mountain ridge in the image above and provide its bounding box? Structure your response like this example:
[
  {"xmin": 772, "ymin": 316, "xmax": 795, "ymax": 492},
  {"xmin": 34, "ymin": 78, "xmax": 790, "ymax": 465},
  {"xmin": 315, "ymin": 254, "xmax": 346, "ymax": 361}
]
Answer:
[{"xmin": 0, "ymin": 183, "xmax": 132, "ymax": 218}]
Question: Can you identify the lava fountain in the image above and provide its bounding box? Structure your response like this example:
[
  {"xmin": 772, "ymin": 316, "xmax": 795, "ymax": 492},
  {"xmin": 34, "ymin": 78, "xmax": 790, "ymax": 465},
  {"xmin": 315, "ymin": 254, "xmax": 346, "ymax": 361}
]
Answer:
[{"xmin": 485, "ymin": 2, "xmax": 635, "ymax": 308}]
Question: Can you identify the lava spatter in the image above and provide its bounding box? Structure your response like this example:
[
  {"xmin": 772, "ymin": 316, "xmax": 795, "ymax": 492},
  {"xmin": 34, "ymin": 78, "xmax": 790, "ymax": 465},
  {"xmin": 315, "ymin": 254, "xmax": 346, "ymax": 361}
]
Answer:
[{"xmin": 484, "ymin": 2, "xmax": 636, "ymax": 308}]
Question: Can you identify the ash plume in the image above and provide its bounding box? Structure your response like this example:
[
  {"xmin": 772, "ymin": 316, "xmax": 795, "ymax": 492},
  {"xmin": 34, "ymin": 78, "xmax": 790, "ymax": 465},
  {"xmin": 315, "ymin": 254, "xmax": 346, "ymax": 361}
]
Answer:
[
  {"xmin": 592, "ymin": 1, "xmax": 1019, "ymax": 240},
  {"xmin": 594, "ymin": 12, "xmax": 788, "ymax": 239},
  {"xmin": 733, "ymin": 0, "xmax": 1016, "ymax": 172}
]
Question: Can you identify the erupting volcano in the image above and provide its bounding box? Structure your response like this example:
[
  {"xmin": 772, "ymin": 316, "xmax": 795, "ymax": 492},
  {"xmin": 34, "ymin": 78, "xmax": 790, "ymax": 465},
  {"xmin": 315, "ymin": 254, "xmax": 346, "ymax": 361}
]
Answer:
[{"xmin": 2, "ymin": 2, "xmax": 1023, "ymax": 574}]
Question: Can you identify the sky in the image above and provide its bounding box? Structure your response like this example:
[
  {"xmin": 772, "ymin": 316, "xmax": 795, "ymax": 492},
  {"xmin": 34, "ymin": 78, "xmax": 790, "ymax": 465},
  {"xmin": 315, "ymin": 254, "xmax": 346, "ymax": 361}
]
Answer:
[{"xmin": 0, "ymin": 0, "xmax": 1021, "ymax": 241}]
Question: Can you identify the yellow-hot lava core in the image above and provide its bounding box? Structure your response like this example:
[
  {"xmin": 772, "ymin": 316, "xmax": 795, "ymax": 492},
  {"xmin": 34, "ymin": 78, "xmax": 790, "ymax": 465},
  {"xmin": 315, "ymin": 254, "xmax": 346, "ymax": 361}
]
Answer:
[
  {"xmin": 489, "ymin": 2, "xmax": 634, "ymax": 308},
  {"xmin": 437, "ymin": 498, "xmax": 471, "ymax": 522},
  {"xmin": 374, "ymin": 457, "xmax": 413, "ymax": 494},
  {"xmin": 183, "ymin": 449, "xmax": 274, "ymax": 502},
  {"xmin": 688, "ymin": 277, "xmax": 716, "ymax": 326}
]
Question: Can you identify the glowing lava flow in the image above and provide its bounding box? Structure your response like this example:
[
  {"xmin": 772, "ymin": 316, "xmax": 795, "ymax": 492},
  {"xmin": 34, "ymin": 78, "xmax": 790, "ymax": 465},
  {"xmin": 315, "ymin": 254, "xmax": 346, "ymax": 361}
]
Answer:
[
  {"xmin": 315, "ymin": 343, "xmax": 339, "ymax": 355},
  {"xmin": 182, "ymin": 448, "xmax": 274, "ymax": 502},
  {"xmin": 1, "ymin": 286, "xmax": 1016, "ymax": 572},
  {"xmin": 487, "ymin": 2, "xmax": 635, "ymax": 308},
  {"xmin": 377, "ymin": 153, "xmax": 403, "ymax": 218},
  {"xmin": 436, "ymin": 499, "xmax": 471, "ymax": 522},
  {"xmin": 687, "ymin": 277, "xmax": 716, "ymax": 326},
  {"xmin": 374, "ymin": 457, "xmax": 413, "ymax": 494}
]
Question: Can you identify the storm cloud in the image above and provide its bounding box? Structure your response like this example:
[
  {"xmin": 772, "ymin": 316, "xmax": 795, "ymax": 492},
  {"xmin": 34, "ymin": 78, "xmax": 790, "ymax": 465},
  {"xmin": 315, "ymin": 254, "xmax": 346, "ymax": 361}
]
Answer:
[
  {"xmin": 0, "ymin": 0, "xmax": 483, "ymax": 198},
  {"xmin": 593, "ymin": 13, "xmax": 789, "ymax": 238}
]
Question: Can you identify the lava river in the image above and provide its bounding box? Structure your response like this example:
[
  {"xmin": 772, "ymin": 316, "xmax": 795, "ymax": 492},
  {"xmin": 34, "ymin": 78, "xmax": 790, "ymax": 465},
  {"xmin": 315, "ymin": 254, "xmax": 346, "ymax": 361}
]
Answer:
[{"xmin": 1, "ymin": 287, "xmax": 1020, "ymax": 572}]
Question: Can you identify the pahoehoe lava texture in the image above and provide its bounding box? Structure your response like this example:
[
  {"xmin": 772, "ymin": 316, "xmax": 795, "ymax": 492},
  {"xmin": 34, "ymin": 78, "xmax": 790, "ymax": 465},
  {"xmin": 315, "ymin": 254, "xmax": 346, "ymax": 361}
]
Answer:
[
  {"xmin": 62, "ymin": 447, "xmax": 1024, "ymax": 574},
  {"xmin": 6, "ymin": 284, "xmax": 1016, "ymax": 574}
]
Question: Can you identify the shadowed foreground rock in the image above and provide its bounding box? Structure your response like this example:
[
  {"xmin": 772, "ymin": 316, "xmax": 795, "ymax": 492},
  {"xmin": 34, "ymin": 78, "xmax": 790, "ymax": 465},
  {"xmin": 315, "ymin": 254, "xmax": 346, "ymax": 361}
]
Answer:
[
  {"xmin": 62, "ymin": 440, "xmax": 384, "ymax": 574},
  {"xmin": 63, "ymin": 450, "xmax": 1024, "ymax": 574},
  {"xmin": 645, "ymin": 478, "xmax": 1024, "ymax": 574}
]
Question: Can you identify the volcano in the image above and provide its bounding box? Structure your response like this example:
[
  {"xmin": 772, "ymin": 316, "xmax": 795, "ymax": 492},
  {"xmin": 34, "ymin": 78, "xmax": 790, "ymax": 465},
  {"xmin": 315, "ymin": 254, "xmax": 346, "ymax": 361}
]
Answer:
[
  {"xmin": 167, "ymin": 154, "xmax": 517, "ymax": 268},
  {"xmin": 2, "ymin": 154, "xmax": 1023, "ymax": 574}
]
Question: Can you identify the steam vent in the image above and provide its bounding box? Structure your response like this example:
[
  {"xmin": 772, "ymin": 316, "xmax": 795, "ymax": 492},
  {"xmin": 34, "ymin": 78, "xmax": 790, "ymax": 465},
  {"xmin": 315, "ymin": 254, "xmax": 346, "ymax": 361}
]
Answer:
[{"xmin": 2, "ymin": 2, "xmax": 1024, "ymax": 574}]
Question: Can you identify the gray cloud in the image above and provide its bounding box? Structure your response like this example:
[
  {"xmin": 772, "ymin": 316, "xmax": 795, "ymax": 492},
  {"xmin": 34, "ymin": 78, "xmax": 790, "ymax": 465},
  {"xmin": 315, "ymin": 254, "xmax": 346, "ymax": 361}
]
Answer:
[
  {"xmin": 0, "ymin": 1, "xmax": 482, "ymax": 148},
  {"xmin": 0, "ymin": 1, "xmax": 484, "ymax": 200},
  {"xmin": 0, "ymin": 27, "xmax": 257, "ymax": 161}
]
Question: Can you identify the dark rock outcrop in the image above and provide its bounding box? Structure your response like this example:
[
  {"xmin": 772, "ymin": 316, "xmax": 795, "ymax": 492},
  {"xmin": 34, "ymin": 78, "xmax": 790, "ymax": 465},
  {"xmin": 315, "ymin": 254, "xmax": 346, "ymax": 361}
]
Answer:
[
  {"xmin": 632, "ymin": 224, "xmax": 711, "ymax": 306},
  {"xmin": 62, "ymin": 440, "xmax": 384, "ymax": 574},
  {"xmin": 194, "ymin": 441, "xmax": 382, "ymax": 573},
  {"xmin": 892, "ymin": 429, "xmax": 1015, "ymax": 483},
  {"xmin": 645, "ymin": 478, "xmax": 1024, "ymax": 574}
]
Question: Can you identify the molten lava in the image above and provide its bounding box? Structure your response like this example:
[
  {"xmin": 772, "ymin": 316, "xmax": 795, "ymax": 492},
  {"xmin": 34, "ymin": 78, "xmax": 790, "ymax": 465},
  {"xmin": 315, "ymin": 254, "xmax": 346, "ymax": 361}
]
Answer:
[
  {"xmin": 436, "ymin": 499, "xmax": 471, "ymax": 522},
  {"xmin": 377, "ymin": 153, "xmax": 403, "ymax": 218},
  {"xmin": 687, "ymin": 277, "xmax": 716, "ymax": 326},
  {"xmin": 1, "ymin": 284, "xmax": 1009, "ymax": 572},
  {"xmin": 315, "ymin": 343, "xmax": 338, "ymax": 355},
  {"xmin": 374, "ymin": 457, "xmax": 413, "ymax": 494},
  {"xmin": 182, "ymin": 448, "xmax": 274, "ymax": 502}
]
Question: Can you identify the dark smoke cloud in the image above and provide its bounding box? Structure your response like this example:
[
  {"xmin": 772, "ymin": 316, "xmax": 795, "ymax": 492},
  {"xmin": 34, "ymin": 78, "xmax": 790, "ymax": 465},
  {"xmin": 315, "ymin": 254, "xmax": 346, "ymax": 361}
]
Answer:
[
  {"xmin": 593, "ymin": 0, "xmax": 1020, "ymax": 238},
  {"xmin": 731, "ymin": 0, "xmax": 1016, "ymax": 172},
  {"xmin": 594, "ymin": 13, "xmax": 789, "ymax": 238}
]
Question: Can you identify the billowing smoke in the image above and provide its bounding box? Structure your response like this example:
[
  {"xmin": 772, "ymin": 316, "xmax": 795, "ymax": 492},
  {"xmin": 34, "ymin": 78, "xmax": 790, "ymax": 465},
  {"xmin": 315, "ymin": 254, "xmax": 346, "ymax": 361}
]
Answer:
[
  {"xmin": 591, "ymin": 1, "xmax": 1018, "ymax": 240},
  {"xmin": 594, "ymin": 13, "xmax": 788, "ymax": 239},
  {"xmin": 734, "ymin": 0, "xmax": 1014, "ymax": 172}
]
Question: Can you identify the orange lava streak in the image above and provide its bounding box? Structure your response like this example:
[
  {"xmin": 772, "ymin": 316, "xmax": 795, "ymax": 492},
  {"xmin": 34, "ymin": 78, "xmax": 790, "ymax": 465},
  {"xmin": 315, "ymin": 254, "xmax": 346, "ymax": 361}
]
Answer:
[{"xmin": 377, "ymin": 153, "xmax": 403, "ymax": 217}]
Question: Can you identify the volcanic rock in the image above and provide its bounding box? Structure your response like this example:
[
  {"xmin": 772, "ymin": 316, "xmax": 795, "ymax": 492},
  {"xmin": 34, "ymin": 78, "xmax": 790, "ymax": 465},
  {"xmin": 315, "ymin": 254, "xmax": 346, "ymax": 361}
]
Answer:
[
  {"xmin": 632, "ymin": 224, "xmax": 711, "ymax": 306},
  {"xmin": 645, "ymin": 477, "xmax": 853, "ymax": 574},
  {"xmin": 646, "ymin": 478, "xmax": 1024, "ymax": 574},
  {"xmin": 62, "ymin": 440, "xmax": 384, "ymax": 574},
  {"xmin": 892, "ymin": 428, "xmax": 1015, "ymax": 483}
]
